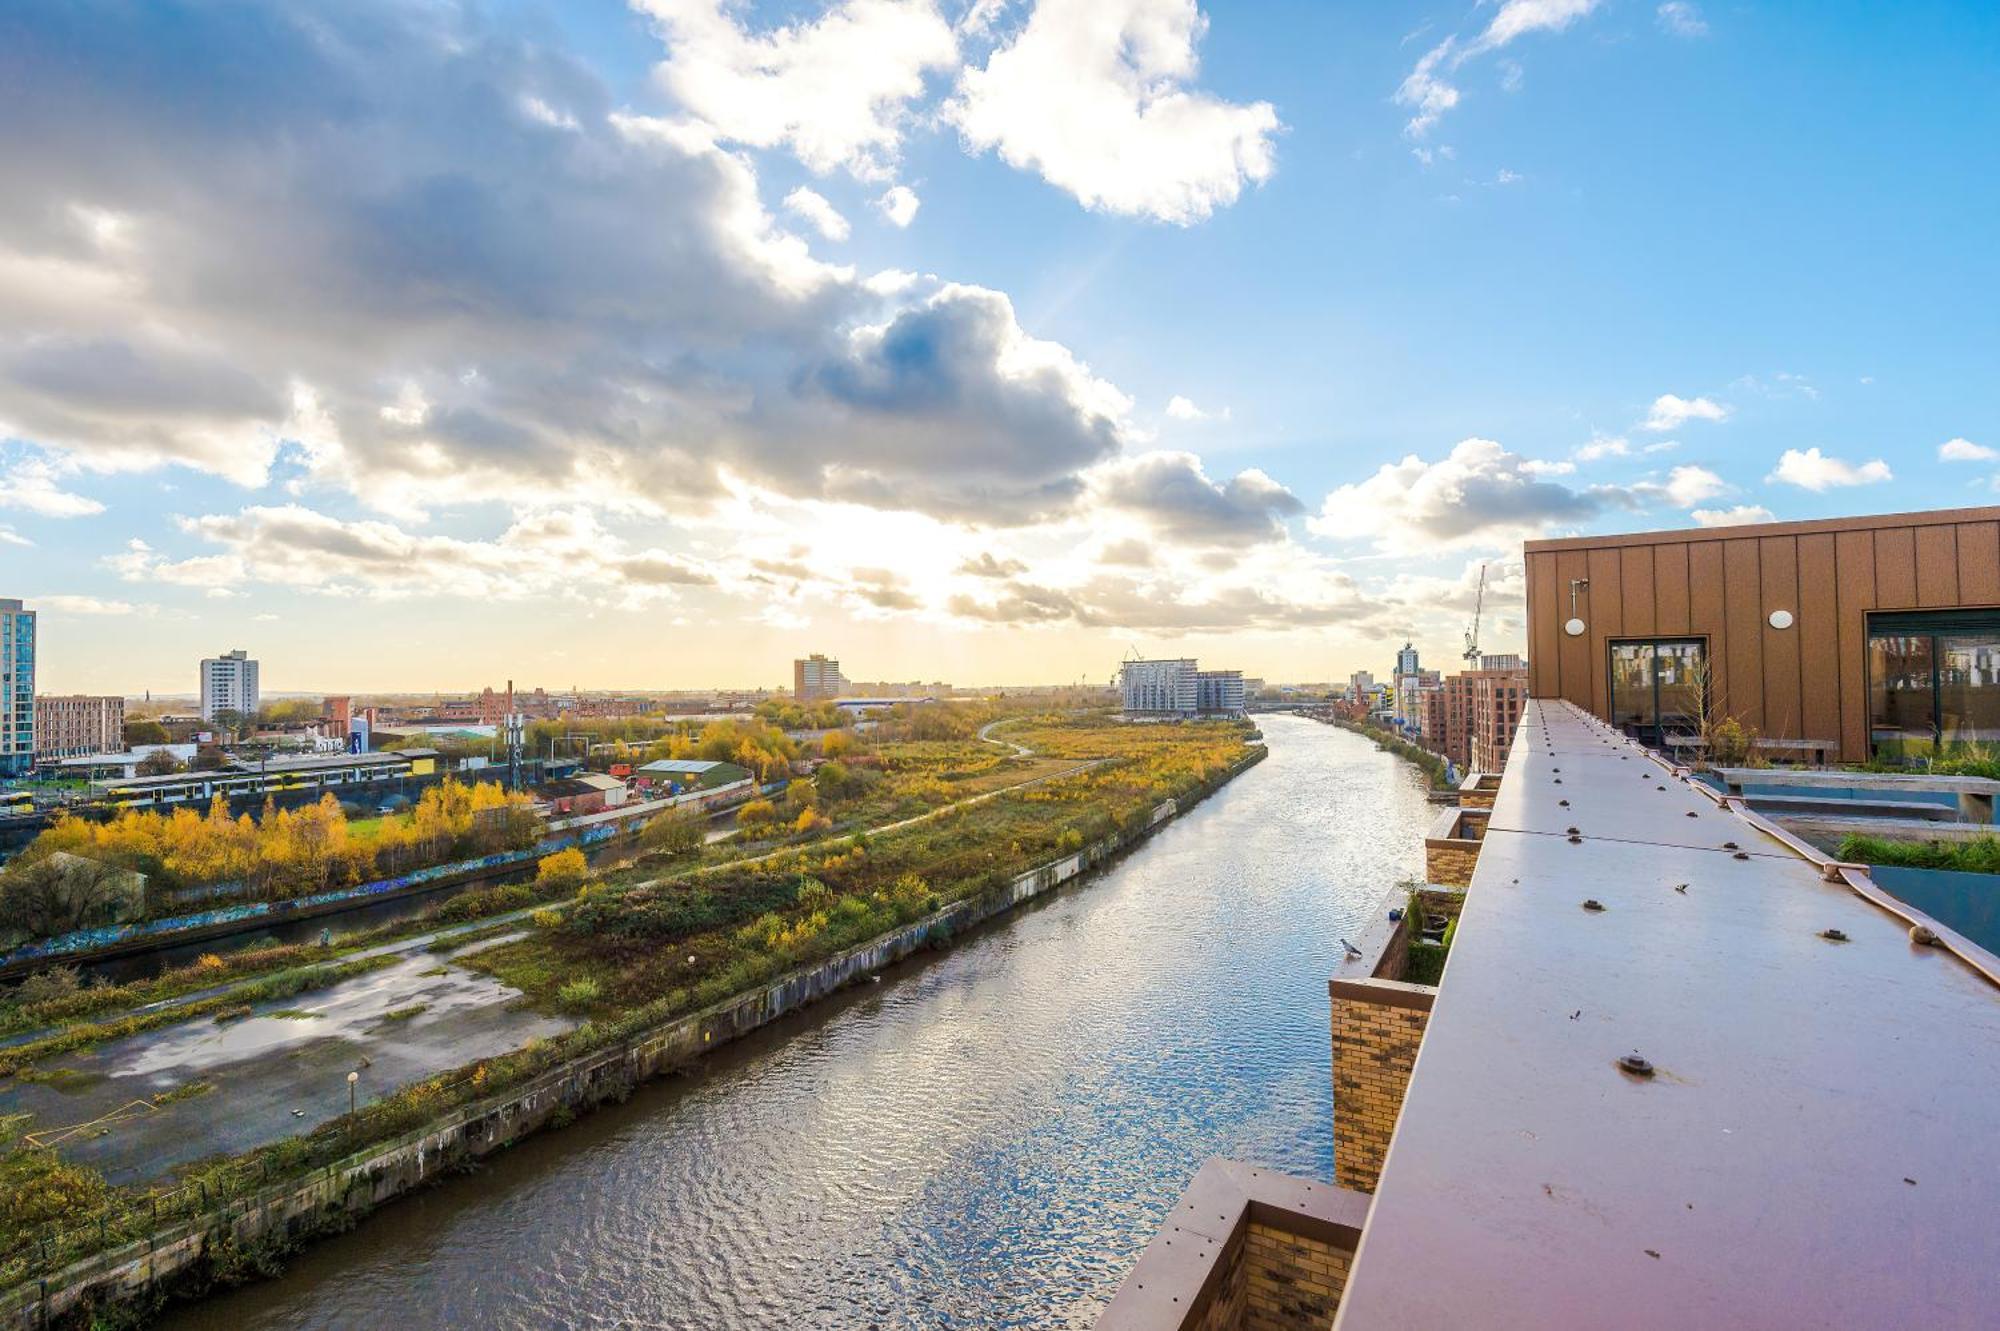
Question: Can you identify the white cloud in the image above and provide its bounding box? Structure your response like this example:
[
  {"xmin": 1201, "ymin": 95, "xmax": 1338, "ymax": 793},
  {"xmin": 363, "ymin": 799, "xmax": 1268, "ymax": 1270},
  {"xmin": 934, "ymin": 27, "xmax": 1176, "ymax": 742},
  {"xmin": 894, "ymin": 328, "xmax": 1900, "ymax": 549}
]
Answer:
[
  {"xmin": 33, "ymin": 594, "xmax": 143, "ymax": 615},
  {"xmin": 1574, "ymin": 435, "xmax": 1629, "ymax": 462},
  {"xmin": 635, "ymin": 0, "xmax": 958, "ymax": 180},
  {"xmin": 1495, "ymin": 168, "xmax": 1524, "ymax": 185},
  {"xmin": 1642, "ymin": 393, "xmax": 1730, "ymax": 431},
  {"xmin": 1940, "ymin": 437, "xmax": 1997, "ymax": 462},
  {"xmin": 1519, "ymin": 458, "xmax": 1576, "ymax": 476},
  {"xmin": 876, "ymin": 184, "xmax": 921, "ymax": 227},
  {"xmin": 1692, "ymin": 505, "xmax": 1775, "ymax": 528},
  {"xmin": 0, "ymin": 526, "xmax": 29, "ymax": 547},
  {"xmin": 782, "ymin": 186, "xmax": 852, "ymax": 241},
  {"xmin": 0, "ymin": 456, "xmax": 106, "ymax": 518},
  {"xmin": 1165, "ymin": 394, "xmax": 1228, "ymax": 423},
  {"xmin": 1767, "ymin": 447, "xmax": 1892, "ymax": 491},
  {"xmin": 1310, "ymin": 437, "xmax": 1606, "ymax": 553},
  {"xmin": 949, "ymin": 0, "xmax": 1281, "ymax": 224},
  {"xmin": 1090, "ymin": 450, "xmax": 1302, "ymax": 544},
  {"xmin": 1397, "ymin": 0, "xmax": 1603, "ymax": 138},
  {"xmin": 1656, "ymin": 3, "xmax": 1709, "ymax": 38},
  {"xmin": 1660, "ymin": 464, "xmax": 1727, "ymax": 507}
]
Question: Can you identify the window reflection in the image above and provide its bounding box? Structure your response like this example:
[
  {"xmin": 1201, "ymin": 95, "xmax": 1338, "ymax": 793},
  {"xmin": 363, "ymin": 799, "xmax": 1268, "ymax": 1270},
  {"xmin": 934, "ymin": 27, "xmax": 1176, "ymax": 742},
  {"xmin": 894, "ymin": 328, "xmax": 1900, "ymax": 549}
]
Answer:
[
  {"xmin": 1866, "ymin": 612, "xmax": 2000, "ymax": 760},
  {"xmin": 1609, "ymin": 638, "xmax": 1706, "ymax": 742}
]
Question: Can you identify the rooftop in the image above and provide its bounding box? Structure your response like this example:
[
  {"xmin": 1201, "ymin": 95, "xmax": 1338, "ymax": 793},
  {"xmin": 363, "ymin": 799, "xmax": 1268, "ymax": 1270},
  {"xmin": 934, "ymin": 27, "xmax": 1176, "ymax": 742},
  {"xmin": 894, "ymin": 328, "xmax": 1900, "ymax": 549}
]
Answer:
[{"xmin": 1332, "ymin": 701, "xmax": 2000, "ymax": 1328}]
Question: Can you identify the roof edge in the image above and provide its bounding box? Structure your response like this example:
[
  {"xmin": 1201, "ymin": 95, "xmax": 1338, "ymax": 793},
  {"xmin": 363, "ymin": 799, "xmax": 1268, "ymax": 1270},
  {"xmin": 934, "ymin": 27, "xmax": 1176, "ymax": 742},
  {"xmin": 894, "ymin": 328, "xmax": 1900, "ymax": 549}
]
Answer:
[{"xmin": 1523, "ymin": 504, "xmax": 2000, "ymax": 553}]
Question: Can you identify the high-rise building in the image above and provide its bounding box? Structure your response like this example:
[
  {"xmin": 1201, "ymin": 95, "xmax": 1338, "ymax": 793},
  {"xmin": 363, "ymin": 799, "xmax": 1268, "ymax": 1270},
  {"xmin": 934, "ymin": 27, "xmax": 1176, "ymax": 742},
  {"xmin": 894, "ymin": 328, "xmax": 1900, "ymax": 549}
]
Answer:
[
  {"xmin": 1395, "ymin": 642, "xmax": 1421, "ymax": 677},
  {"xmin": 33, "ymin": 694, "xmax": 124, "ymax": 760},
  {"xmin": 0, "ymin": 599, "xmax": 34, "ymax": 776},
  {"xmin": 199, "ymin": 649, "xmax": 260, "ymax": 722},
  {"xmin": 1120, "ymin": 658, "xmax": 1198, "ymax": 715},
  {"xmin": 1195, "ymin": 670, "xmax": 1246, "ymax": 716},
  {"xmin": 793, "ymin": 654, "xmax": 847, "ymax": 701},
  {"xmin": 1119, "ymin": 659, "xmax": 1245, "ymax": 717}
]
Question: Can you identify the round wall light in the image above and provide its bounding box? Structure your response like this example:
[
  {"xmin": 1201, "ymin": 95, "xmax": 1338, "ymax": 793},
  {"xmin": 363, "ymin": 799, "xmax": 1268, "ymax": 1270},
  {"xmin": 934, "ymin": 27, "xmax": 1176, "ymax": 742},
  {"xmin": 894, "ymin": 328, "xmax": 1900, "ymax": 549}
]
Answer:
[
  {"xmin": 1564, "ymin": 617, "xmax": 1587, "ymax": 637},
  {"xmin": 1768, "ymin": 609, "xmax": 1795, "ymax": 630}
]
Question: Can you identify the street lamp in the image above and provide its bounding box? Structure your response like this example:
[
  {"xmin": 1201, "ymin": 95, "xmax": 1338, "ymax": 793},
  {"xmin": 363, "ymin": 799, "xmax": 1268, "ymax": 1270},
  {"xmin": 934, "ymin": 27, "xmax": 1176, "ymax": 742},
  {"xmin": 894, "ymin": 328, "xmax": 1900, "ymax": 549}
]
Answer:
[{"xmin": 347, "ymin": 1070, "xmax": 359, "ymax": 1115}]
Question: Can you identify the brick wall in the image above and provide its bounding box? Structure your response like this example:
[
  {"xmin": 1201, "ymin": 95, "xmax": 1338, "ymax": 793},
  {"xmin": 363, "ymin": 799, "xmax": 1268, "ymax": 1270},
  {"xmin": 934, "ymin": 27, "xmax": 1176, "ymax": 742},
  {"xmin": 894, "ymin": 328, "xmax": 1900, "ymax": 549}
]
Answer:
[
  {"xmin": 1423, "ymin": 840, "xmax": 1478, "ymax": 886},
  {"xmin": 1244, "ymin": 1221, "xmax": 1353, "ymax": 1330},
  {"xmin": 1330, "ymin": 987, "xmax": 1431, "ymax": 1193}
]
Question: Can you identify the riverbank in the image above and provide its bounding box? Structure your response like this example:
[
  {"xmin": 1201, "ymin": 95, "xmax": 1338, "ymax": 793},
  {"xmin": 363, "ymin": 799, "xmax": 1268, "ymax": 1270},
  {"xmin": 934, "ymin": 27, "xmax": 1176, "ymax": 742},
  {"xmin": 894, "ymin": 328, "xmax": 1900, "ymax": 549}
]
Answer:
[
  {"xmin": 2, "ymin": 745, "xmax": 1265, "ymax": 1328},
  {"xmin": 1310, "ymin": 713, "xmax": 1451, "ymax": 789}
]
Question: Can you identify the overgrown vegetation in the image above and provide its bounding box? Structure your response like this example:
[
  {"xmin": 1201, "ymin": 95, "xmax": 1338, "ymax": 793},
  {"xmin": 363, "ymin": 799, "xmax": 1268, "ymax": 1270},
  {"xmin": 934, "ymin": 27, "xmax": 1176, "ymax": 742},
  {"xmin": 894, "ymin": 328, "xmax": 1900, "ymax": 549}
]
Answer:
[
  {"xmin": 1328, "ymin": 718, "xmax": 1451, "ymax": 788},
  {"xmin": 0, "ymin": 779, "xmax": 541, "ymax": 936},
  {"xmin": 1838, "ymin": 832, "xmax": 2000, "ymax": 875},
  {"xmin": 0, "ymin": 714, "xmax": 1260, "ymax": 1291}
]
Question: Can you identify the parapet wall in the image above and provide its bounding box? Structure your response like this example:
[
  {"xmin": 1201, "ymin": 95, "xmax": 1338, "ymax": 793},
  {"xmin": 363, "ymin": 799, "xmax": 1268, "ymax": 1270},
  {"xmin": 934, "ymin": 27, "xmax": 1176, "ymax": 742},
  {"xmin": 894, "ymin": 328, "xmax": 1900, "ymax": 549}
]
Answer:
[{"xmin": 1328, "ymin": 891, "xmax": 1438, "ymax": 1194}]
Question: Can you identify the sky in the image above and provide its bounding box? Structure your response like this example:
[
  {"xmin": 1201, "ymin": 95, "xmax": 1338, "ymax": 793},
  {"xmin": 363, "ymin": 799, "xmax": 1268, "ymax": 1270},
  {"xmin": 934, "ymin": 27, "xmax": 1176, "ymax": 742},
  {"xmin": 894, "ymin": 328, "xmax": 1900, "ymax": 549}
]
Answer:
[{"xmin": 0, "ymin": 0, "xmax": 1995, "ymax": 696}]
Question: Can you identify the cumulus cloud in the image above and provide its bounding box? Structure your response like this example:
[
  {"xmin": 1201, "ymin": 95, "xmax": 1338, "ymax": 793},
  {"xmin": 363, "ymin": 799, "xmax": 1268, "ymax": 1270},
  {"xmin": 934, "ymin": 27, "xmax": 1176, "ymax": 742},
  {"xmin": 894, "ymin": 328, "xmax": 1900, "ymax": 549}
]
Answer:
[
  {"xmin": 949, "ymin": 0, "xmax": 1280, "ymax": 224},
  {"xmin": 1642, "ymin": 393, "xmax": 1730, "ymax": 431},
  {"xmin": 1692, "ymin": 505, "xmax": 1776, "ymax": 527},
  {"xmin": 1091, "ymin": 451, "xmax": 1304, "ymax": 545},
  {"xmin": 1165, "ymin": 394, "xmax": 1228, "ymax": 423},
  {"xmin": 1574, "ymin": 436, "xmax": 1629, "ymax": 462},
  {"xmin": 1656, "ymin": 3, "xmax": 1708, "ymax": 38},
  {"xmin": 782, "ymin": 186, "xmax": 851, "ymax": 241},
  {"xmin": 948, "ymin": 573, "xmax": 1375, "ymax": 633},
  {"xmin": 635, "ymin": 0, "xmax": 958, "ymax": 180},
  {"xmin": 1397, "ymin": 0, "xmax": 1604, "ymax": 138},
  {"xmin": 0, "ymin": 0, "xmax": 1149, "ymax": 529},
  {"xmin": 1654, "ymin": 464, "xmax": 1727, "ymax": 507},
  {"xmin": 1767, "ymin": 447, "xmax": 1893, "ymax": 491},
  {"xmin": 1310, "ymin": 438, "xmax": 1606, "ymax": 553},
  {"xmin": 1940, "ymin": 437, "xmax": 1997, "ymax": 462},
  {"xmin": 876, "ymin": 184, "xmax": 922, "ymax": 227},
  {"xmin": 0, "ymin": 454, "xmax": 105, "ymax": 517}
]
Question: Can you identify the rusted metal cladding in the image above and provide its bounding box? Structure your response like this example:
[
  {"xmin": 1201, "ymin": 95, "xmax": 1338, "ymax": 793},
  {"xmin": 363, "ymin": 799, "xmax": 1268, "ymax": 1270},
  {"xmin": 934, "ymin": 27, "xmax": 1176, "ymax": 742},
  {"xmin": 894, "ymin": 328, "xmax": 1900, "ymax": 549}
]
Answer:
[{"xmin": 1523, "ymin": 507, "xmax": 2000, "ymax": 762}]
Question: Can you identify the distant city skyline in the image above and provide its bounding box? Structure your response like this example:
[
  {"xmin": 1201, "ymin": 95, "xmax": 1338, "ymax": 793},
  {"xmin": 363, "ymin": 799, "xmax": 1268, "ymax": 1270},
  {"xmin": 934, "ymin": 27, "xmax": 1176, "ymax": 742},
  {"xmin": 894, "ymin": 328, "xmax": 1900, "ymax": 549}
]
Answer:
[{"xmin": 4, "ymin": 2, "xmax": 1994, "ymax": 692}]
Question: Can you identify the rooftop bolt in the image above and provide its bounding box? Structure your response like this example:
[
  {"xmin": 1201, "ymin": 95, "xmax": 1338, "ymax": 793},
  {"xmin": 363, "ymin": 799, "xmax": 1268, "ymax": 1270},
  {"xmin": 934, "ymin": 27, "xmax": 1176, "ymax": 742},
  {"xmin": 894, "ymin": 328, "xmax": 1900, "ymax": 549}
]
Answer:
[
  {"xmin": 1617, "ymin": 1053, "xmax": 1655, "ymax": 1078},
  {"xmin": 1820, "ymin": 928, "xmax": 1849, "ymax": 942},
  {"xmin": 1582, "ymin": 898, "xmax": 1605, "ymax": 911}
]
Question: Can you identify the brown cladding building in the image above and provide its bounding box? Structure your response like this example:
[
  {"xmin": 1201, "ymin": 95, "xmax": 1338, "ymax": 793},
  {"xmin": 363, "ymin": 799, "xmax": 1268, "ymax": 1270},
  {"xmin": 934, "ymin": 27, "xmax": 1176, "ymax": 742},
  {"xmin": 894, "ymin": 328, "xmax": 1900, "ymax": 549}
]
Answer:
[{"xmin": 1525, "ymin": 505, "xmax": 2000, "ymax": 763}]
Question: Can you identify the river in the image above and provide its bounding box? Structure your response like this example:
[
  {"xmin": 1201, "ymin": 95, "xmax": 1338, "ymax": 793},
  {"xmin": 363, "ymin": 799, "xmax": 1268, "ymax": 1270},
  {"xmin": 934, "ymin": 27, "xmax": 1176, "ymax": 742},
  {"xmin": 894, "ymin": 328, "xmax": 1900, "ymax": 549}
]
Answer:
[{"xmin": 167, "ymin": 715, "xmax": 1430, "ymax": 1329}]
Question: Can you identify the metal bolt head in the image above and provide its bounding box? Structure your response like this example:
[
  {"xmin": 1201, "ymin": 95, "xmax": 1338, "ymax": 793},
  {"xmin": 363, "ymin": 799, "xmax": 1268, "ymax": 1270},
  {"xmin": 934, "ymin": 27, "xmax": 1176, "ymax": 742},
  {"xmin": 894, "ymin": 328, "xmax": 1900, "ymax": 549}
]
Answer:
[
  {"xmin": 1618, "ymin": 1053, "xmax": 1655, "ymax": 1078},
  {"xmin": 1582, "ymin": 898, "xmax": 1605, "ymax": 912},
  {"xmin": 1909, "ymin": 925, "xmax": 1939, "ymax": 947},
  {"xmin": 1820, "ymin": 928, "xmax": 1849, "ymax": 943}
]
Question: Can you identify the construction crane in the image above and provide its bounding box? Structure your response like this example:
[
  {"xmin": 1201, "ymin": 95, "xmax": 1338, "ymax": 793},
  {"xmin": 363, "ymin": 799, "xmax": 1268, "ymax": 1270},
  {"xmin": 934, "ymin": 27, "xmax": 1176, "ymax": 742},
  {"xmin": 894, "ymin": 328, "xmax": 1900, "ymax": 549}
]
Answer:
[{"xmin": 1462, "ymin": 563, "xmax": 1488, "ymax": 663}]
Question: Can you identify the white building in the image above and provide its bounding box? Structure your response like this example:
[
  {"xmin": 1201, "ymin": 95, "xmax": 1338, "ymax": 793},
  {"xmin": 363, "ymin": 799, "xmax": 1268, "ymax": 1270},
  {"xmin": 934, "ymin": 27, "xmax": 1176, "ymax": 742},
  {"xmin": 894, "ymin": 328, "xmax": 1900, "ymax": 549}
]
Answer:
[
  {"xmin": 200, "ymin": 648, "xmax": 260, "ymax": 722},
  {"xmin": 1196, "ymin": 670, "xmax": 1246, "ymax": 715},
  {"xmin": 1120, "ymin": 659, "xmax": 1245, "ymax": 718},
  {"xmin": 1, "ymin": 599, "xmax": 33, "ymax": 776},
  {"xmin": 1120, "ymin": 659, "xmax": 1198, "ymax": 715}
]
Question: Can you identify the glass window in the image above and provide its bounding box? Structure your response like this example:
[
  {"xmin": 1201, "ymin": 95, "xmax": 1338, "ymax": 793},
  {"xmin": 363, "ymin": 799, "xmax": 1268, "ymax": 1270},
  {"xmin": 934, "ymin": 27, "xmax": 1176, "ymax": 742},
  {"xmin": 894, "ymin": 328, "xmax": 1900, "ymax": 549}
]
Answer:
[
  {"xmin": 1867, "ymin": 610, "xmax": 2000, "ymax": 760},
  {"xmin": 1609, "ymin": 638, "xmax": 1707, "ymax": 742}
]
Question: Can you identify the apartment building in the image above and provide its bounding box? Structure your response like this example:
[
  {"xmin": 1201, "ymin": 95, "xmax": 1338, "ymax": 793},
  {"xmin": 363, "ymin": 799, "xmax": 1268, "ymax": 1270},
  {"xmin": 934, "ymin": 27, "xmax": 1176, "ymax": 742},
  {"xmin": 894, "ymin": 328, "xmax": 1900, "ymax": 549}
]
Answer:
[
  {"xmin": 199, "ymin": 648, "xmax": 260, "ymax": 721},
  {"xmin": 1119, "ymin": 658, "xmax": 1198, "ymax": 715},
  {"xmin": 33, "ymin": 694, "xmax": 124, "ymax": 761},
  {"xmin": 0, "ymin": 599, "xmax": 33, "ymax": 776},
  {"xmin": 793, "ymin": 654, "xmax": 846, "ymax": 702}
]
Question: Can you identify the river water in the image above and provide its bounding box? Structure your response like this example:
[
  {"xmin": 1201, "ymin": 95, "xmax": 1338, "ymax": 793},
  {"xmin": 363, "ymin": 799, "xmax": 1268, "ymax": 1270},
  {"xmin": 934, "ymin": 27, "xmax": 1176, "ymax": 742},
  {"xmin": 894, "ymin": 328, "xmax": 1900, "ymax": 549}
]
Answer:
[{"xmin": 167, "ymin": 716, "xmax": 1430, "ymax": 1330}]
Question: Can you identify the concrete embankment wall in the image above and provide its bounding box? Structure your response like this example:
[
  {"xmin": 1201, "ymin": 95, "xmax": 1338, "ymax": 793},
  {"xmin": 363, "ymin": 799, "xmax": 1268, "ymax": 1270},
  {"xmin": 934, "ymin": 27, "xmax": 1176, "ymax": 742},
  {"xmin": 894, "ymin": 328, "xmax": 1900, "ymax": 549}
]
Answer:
[{"xmin": 3, "ymin": 748, "xmax": 1265, "ymax": 1328}]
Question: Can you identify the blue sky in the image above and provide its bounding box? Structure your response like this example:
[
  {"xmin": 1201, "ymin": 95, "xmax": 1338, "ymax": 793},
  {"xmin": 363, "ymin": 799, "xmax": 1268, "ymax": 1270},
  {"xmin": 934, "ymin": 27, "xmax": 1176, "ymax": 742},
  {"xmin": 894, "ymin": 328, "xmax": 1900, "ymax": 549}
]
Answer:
[{"xmin": 1, "ymin": 0, "xmax": 1995, "ymax": 695}]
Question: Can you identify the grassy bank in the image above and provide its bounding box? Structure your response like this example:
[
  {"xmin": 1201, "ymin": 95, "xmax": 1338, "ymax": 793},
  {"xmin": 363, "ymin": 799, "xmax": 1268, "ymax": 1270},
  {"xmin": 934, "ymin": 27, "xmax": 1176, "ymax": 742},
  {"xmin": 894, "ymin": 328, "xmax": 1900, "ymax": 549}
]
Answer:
[{"xmin": 1327, "ymin": 717, "xmax": 1452, "ymax": 788}]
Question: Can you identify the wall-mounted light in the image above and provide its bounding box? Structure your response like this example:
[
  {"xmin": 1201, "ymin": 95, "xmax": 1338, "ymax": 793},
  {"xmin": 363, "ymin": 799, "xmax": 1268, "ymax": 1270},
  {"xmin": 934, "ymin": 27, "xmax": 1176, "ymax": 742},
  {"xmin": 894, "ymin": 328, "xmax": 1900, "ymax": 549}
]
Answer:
[
  {"xmin": 1769, "ymin": 609, "xmax": 1795, "ymax": 630},
  {"xmin": 1565, "ymin": 578, "xmax": 1590, "ymax": 636}
]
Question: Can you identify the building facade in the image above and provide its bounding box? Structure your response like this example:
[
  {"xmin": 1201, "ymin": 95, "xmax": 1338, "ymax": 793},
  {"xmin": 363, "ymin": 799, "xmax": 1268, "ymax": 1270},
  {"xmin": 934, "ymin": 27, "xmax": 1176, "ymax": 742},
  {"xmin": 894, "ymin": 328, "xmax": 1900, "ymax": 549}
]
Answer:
[
  {"xmin": 1195, "ymin": 669, "xmax": 1246, "ymax": 715},
  {"xmin": 0, "ymin": 599, "xmax": 33, "ymax": 776},
  {"xmin": 199, "ymin": 649, "xmax": 260, "ymax": 721},
  {"xmin": 793, "ymin": 654, "xmax": 846, "ymax": 702},
  {"xmin": 1120, "ymin": 658, "xmax": 1198, "ymax": 715},
  {"xmin": 33, "ymin": 694, "xmax": 124, "ymax": 761},
  {"xmin": 1525, "ymin": 504, "xmax": 2000, "ymax": 762}
]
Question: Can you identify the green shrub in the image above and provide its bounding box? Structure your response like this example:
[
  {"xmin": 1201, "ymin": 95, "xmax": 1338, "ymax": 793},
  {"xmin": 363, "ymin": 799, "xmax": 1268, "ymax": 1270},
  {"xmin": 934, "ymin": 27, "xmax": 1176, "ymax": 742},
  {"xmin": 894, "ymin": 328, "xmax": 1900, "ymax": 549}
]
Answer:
[{"xmin": 556, "ymin": 977, "xmax": 602, "ymax": 1010}]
